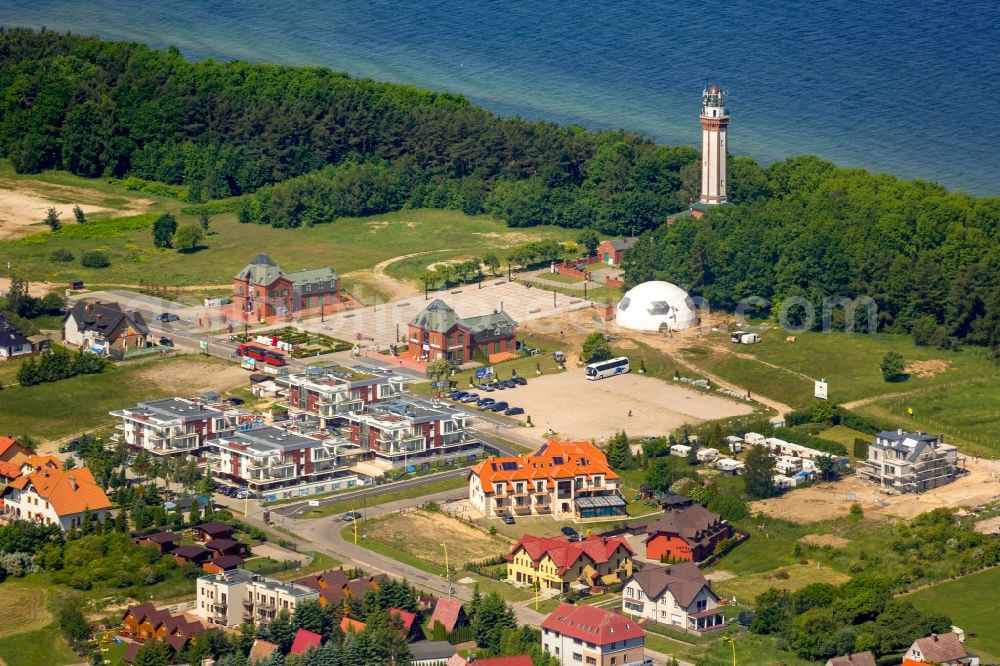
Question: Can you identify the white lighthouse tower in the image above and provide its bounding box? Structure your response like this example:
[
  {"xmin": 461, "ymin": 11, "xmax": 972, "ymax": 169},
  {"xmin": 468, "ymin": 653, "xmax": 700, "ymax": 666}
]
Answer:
[{"xmin": 699, "ymin": 84, "xmax": 729, "ymax": 205}]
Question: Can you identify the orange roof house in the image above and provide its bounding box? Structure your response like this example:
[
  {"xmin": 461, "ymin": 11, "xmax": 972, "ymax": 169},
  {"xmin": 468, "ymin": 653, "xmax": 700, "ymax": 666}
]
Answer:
[
  {"xmin": 469, "ymin": 440, "xmax": 626, "ymax": 521},
  {"xmin": 642, "ymin": 504, "xmax": 732, "ymax": 563},
  {"xmin": 0, "ymin": 436, "xmax": 31, "ymax": 463},
  {"xmin": 1, "ymin": 465, "xmax": 111, "ymax": 530},
  {"xmin": 506, "ymin": 534, "xmax": 635, "ymax": 591}
]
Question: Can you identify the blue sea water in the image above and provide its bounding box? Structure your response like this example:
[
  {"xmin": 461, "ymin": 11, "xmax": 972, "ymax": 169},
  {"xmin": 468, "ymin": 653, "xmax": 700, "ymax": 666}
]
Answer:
[{"xmin": 3, "ymin": 0, "xmax": 999, "ymax": 195}]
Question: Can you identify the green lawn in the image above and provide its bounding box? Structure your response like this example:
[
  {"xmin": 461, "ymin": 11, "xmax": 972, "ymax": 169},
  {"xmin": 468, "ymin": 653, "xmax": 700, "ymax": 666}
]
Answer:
[
  {"xmin": 673, "ymin": 331, "xmax": 1000, "ymax": 452},
  {"xmin": 302, "ymin": 477, "xmax": 467, "ymax": 519},
  {"xmin": 0, "ymin": 624, "xmax": 81, "ymax": 666},
  {"xmin": 904, "ymin": 567, "xmax": 1000, "ymax": 663},
  {"xmin": 1, "ymin": 193, "xmax": 574, "ymax": 298},
  {"xmin": 857, "ymin": 377, "xmax": 1000, "ymax": 456},
  {"xmin": 816, "ymin": 425, "xmax": 870, "ymax": 452},
  {"xmin": 0, "ymin": 354, "xmax": 242, "ymax": 441},
  {"xmin": 534, "ymin": 271, "xmax": 584, "ymax": 284},
  {"xmin": 656, "ymin": 631, "xmax": 815, "ymax": 666}
]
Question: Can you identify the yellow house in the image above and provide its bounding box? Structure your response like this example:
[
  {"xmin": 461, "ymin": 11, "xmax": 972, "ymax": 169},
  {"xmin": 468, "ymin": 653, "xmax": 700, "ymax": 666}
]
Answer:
[{"xmin": 506, "ymin": 535, "xmax": 635, "ymax": 592}]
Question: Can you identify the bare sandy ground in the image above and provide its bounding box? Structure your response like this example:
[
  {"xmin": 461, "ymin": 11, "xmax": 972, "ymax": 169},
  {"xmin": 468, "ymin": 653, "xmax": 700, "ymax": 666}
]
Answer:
[
  {"xmin": 0, "ymin": 180, "xmax": 152, "ymax": 240},
  {"xmin": 752, "ymin": 458, "xmax": 1000, "ymax": 523},
  {"xmin": 340, "ymin": 250, "xmax": 451, "ymax": 302},
  {"xmin": 0, "ymin": 276, "xmax": 59, "ymax": 297},
  {"xmin": 134, "ymin": 359, "xmax": 249, "ymax": 396},
  {"xmin": 500, "ymin": 368, "xmax": 753, "ymax": 443}
]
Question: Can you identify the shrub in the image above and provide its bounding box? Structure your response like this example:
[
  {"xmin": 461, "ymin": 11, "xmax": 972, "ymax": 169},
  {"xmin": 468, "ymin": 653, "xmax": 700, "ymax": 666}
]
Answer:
[
  {"xmin": 50, "ymin": 248, "xmax": 74, "ymax": 262},
  {"xmin": 81, "ymin": 250, "xmax": 110, "ymax": 268}
]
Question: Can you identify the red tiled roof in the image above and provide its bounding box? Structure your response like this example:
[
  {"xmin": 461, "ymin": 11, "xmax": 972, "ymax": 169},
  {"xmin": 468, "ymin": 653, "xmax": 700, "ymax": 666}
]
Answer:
[
  {"xmin": 249, "ymin": 639, "xmax": 279, "ymax": 662},
  {"xmin": 390, "ymin": 607, "xmax": 417, "ymax": 631},
  {"xmin": 476, "ymin": 657, "xmax": 534, "ymax": 666},
  {"xmin": 507, "ymin": 535, "xmax": 634, "ymax": 575},
  {"xmin": 0, "ymin": 436, "xmax": 27, "ymax": 459},
  {"xmin": 6, "ymin": 466, "xmax": 110, "ymax": 515},
  {"xmin": 471, "ymin": 440, "xmax": 618, "ymax": 493},
  {"xmin": 541, "ymin": 603, "xmax": 644, "ymax": 645},
  {"xmin": 0, "ymin": 460, "xmax": 22, "ymax": 479},
  {"xmin": 909, "ymin": 633, "xmax": 968, "ymax": 663},
  {"xmin": 290, "ymin": 628, "xmax": 323, "ymax": 654},
  {"xmin": 430, "ymin": 598, "xmax": 464, "ymax": 633}
]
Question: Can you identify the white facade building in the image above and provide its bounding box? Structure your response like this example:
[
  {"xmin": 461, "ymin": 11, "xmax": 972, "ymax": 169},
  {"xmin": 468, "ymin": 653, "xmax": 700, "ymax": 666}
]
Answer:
[
  {"xmin": 622, "ymin": 562, "xmax": 725, "ymax": 634},
  {"xmin": 111, "ymin": 398, "xmax": 247, "ymax": 456},
  {"xmin": 700, "ymin": 84, "xmax": 729, "ymax": 204},
  {"xmin": 207, "ymin": 426, "xmax": 363, "ymax": 498},
  {"xmin": 196, "ymin": 569, "xmax": 319, "ymax": 627},
  {"xmin": 859, "ymin": 430, "xmax": 961, "ymax": 493},
  {"xmin": 1, "ymin": 466, "xmax": 111, "ymax": 530}
]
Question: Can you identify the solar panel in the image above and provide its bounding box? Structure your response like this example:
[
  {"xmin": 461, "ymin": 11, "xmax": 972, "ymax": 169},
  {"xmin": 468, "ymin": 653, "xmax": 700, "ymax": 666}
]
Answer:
[
  {"xmin": 551, "ymin": 456, "xmax": 563, "ymax": 464},
  {"xmin": 501, "ymin": 461, "xmax": 519, "ymax": 471}
]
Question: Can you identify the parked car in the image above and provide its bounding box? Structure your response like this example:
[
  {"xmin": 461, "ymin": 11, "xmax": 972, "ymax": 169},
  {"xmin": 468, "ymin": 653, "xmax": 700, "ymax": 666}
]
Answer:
[
  {"xmin": 476, "ymin": 397, "xmax": 496, "ymax": 408},
  {"xmin": 237, "ymin": 489, "xmax": 257, "ymax": 499},
  {"xmin": 159, "ymin": 336, "xmax": 174, "ymax": 347},
  {"xmin": 59, "ymin": 439, "xmax": 81, "ymax": 453},
  {"xmin": 499, "ymin": 379, "xmax": 516, "ymax": 389},
  {"xmin": 502, "ymin": 514, "xmax": 515, "ymax": 524},
  {"xmin": 504, "ymin": 407, "xmax": 524, "ymax": 416},
  {"xmin": 487, "ymin": 401, "xmax": 509, "ymax": 412},
  {"xmin": 449, "ymin": 391, "xmax": 468, "ymax": 401},
  {"xmin": 561, "ymin": 526, "xmax": 580, "ymax": 541},
  {"xmin": 342, "ymin": 511, "xmax": 363, "ymax": 522},
  {"xmin": 158, "ymin": 313, "xmax": 180, "ymax": 322},
  {"xmin": 225, "ymin": 396, "xmax": 245, "ymax": 406},
  {"xmin": 481, "ymin": 383, "xmax": 496, "ymax": 392},
  {"xmin": 512, "ymin": 376, "xmax": 527, "ymax": 386},
  {"xmin": 460, "ymin": 393, "xmax": 480, "ymax": 403}
]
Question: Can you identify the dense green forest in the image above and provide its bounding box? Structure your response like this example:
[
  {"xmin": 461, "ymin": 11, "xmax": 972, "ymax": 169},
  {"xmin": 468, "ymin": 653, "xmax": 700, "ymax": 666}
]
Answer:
[
  {"xmin": 623, "ymin": 156, "xmax": 1000, "ymax": 351},
  {"xmin": 0, "ymin": 27, "xmax": 696, "ymax": 234},
  {"xmin": 1, "ymin": 28, "xmax": 998, "ymax": 349}
]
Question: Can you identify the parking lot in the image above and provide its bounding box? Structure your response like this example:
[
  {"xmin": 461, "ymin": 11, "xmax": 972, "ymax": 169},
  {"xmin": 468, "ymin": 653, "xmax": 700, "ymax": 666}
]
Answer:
[
  {"xmin": 296, "ymin": 279, "xmax": 592, "ymax": 346},
  {"xmin": 492, "ymin": 368, "xmax": 754, "ymax": 444}
]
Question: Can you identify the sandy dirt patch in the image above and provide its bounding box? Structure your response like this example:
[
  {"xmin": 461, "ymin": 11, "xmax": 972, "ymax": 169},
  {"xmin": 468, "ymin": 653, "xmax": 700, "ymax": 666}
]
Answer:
[
  {"xmin": 0, "ymin": 276, "xmax": 59, "ymax": 298},
  {"xmin": 0, "ymin": 180, "xmax": 152, "ymax": 240},
  {"xmin": 368, "ymin": 509, "xmax": 512, "ymax": 564},
  {"xmin": 798, "ymin": 534, "xmax": 851, "ymax": 549},
  {"xmin": 342, "ymin": 250, "xmax": 455, "ymax": 302},
  {"xmin": 905, "ymin": 359, "xmax": 951, "ymax": 377},
  {"xmin": 704, "ymin": 570, "xmax": 737, "ymax": 583},
  {"xmin": 134, "ymin": 359, "xmax": 250, "ymax": 395},
  {"xmin": 502, "ymin": 367, "xmax": 753, "ymax": 442},
  {"xmin": 974, "ymin": 515, "xmax": 1000, "ymax": 535},
  {"xmin": 252, "ymin": 542, "xmax": 311, "ymax": 564},
  {"xmin": 752, "ymin": 459, "xmax": 1000, "ymax": 523}
]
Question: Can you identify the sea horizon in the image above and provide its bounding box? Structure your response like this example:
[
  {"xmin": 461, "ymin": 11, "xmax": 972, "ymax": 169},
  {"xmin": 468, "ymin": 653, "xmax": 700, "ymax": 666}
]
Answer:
[{"xmin": 3, "ymin": 0, "xmax": 999, "ymax": 196}]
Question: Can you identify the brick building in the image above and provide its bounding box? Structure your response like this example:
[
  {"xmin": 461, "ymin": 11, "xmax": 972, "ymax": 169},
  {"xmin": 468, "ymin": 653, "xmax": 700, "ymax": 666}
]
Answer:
[
  {"xmin": 407, "ymin": 299, "xmax": 516, "ymax": 364},
  {"xmin": 642, "ymin": 504, "xmax": 732, "ymax": 563},
  {"xmin": 233, "ymin": 253, "xmax": 339, "ymax": 320}
]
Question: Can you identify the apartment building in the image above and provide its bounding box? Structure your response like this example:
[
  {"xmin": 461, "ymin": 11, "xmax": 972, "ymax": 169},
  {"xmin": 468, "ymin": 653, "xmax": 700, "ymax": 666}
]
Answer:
[
  {"xmin": 277, "ymin": 366, "xmax": 408, "ymax": 427},
  {"xmin": 196, "ymin": 569, "xmax": 319, "ymax": 627},
  {"xmin": 858, "ymin": 430, "xmax": 961, "ymax": 493},
  {"xmin": 541, "ymin": 602, "xmax": 645, "ymax": 666},
  {"xmin": 207, "ymin": 426, "xmax": 363, "ymax": 497},
  {"xmin": 342, "ymin": 398, "xmax": 482, "ymax": 470},
  {"xmin": 469, "ymin": 440, "xmax": 626, "ymax": 521},
  {"xmin": 111, "ymin": 397, "xmax": 248, "ymax": 456}
]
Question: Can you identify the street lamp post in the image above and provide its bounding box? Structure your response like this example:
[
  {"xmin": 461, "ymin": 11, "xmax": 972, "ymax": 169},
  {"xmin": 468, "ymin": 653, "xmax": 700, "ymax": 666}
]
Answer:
[
  {"xmin": 441, "ymin": 543, "xmax": 451, "ymax": 598},
  {"xmin": 723, "ymin": 636, "xmax": 736, "ymax": 666}
]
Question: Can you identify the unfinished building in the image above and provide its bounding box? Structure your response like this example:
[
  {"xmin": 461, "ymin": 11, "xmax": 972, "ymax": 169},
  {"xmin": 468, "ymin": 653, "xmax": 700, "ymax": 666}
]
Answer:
[{"xmin": 858, "ymin": 430, "xmax": 962, "ymax": 493}]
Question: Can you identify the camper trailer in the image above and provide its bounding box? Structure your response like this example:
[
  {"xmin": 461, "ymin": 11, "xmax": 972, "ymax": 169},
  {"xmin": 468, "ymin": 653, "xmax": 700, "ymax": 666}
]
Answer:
[
  {"xmin": 670, "ymin": 444, "xmax": 692, "ymax": 457},
  {"xmin": 726, "ymin": 436, "xmax": 743, "ymax": 454},
  {"xmin": 716, "ymin": 458, "xmax": 745, "ymax": 475},
  {"xmin": 697, "ymin": 448, "xmax": 720, "ymax": 463},
  {"xmin": 744, "ymin": 432, "xmax": 767, "ymax": 446}
]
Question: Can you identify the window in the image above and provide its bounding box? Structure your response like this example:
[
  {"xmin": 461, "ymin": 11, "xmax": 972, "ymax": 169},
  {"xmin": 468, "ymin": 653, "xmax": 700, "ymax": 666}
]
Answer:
[
  {"xmin": 586, "ymin": 658, "xmax": 596, "ymax": 665},
  {"xmin": 572, "ymin": 653, "xmax": 582, "ymax": 662}
]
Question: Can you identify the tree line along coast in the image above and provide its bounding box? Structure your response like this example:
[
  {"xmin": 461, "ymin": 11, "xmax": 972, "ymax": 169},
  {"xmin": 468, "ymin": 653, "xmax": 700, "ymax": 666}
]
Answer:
[{"xmin": 1, "ymin": 28, "xmax": 996, "ymax": 355}]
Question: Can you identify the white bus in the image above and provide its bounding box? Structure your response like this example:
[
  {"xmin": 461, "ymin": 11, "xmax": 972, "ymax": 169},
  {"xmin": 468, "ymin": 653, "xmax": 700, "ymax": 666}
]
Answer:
[{"xmin": 585, "ymin": 356, "xmax": 630, "ymax": 380}]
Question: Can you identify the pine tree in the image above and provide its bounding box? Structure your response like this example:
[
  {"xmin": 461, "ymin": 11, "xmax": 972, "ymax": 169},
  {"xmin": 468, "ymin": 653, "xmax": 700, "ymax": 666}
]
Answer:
[
  {"xmin": 73, "ymin": 204, "xmax": 86, "ymax": 224},
  {"xmin": 44, "ymin": 207, "xmax": 62, "ymax": 231},
  {"xmin": 744, "ymin": 445, "xmax": 777, "ymax": 499},
  {"xmin": 605, "ymin": 431, "xmax": 634, "ymax": 470},
  {"xmin": 472, "ymin": 593, "xmax": 516, "ymax": 653},
  {"xmin": 468, "ymin": 582, "xmax": 482, "ymax": 619}
]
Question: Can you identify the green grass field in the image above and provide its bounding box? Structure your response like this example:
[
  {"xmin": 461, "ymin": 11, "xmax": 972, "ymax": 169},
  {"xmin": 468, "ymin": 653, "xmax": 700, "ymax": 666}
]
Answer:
[
  {"xmin": 534, "ymin": 271, "xmax": 584, "ymax": 284},
  {"xmin": 904, "ymin": 567, "xmax": 1000, "ymax": 663},
  {"xmin": 302, "ymin": 477, "xmax": 467, "ymax": 518},
  {"xmin": 0, "ymin": 578, "xmax": 80, "ymax": 666},
  {"xmin": 2, "ymin": 181, "xmax": 574, "ymax": 297},
  {"xmin": 675, "ymin": 331, "xmax": 1000, "ymax": 452},
  {"xmin": 0, "ymin": 354, "xmax": 244, "ymax": 441},
  {"xmin": 817, "ymin": 425, "xmax": 871, "ymax": 452}
]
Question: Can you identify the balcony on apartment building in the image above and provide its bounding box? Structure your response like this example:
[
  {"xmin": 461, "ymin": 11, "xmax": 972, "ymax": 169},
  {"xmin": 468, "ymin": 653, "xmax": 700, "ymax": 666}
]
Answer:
[{"xmin": 376, "ymin": 435, "xmax": 426, "ymax": 454}]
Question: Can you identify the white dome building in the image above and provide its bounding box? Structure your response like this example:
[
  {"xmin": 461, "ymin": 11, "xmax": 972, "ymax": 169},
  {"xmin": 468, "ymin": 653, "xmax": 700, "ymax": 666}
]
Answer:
[{"xmin": 615, "ymin": 281, "xmax": 698, "ymax": 332}]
